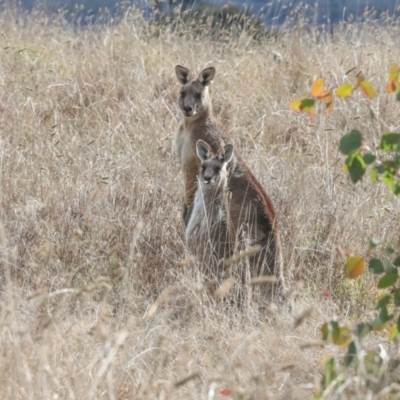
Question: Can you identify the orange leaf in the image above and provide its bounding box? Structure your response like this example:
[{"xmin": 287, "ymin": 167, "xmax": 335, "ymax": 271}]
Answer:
[
  {"xmin": 220, "ymin": 389, "xmax": 232, "ymax": 396},
  {"xmin": 359, "ymin": 81, "xmax": 377, "ymax": 99},
  {"xmin": 317, "ymin": 89, "xmax": 332, "ymax": 102},
  {"xmin": 356, "ymin": 74, "xmax": 366, "ymax": 87},
  {"xmin": 387, "ymin": 80, "xmax": 398, "ymax": 94},
  {"xmin": 387, "ymin": 67, "xmax": 399, "ymax": 94},
  {"xmin": 344, "ymin": 256, "xmax": 366, "ymax": 279},
  {"xmin": 312, "ymin": 78, "xmax": 325, "ymax": 97},
  {"xmin": 310, "ymin": 108, "xmax": 316, "ymax": 123},
  {"xmin": 326, "ymin": 101, "xmax": 334, "ymax": 116}
]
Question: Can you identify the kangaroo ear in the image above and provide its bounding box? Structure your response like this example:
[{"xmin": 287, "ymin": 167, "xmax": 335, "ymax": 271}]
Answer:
[
  {"xmin": 175, "ymin": 65, "xmax": 193, "ymax": 85},
  {"xmin": 198, "ymin": 67, "xmax": 215, "ymax": 86},
  {"xmin": 196, "ymin": 140, "xmax": 211, "ymax": 162},
  {"xmin": 221, "ymin": 144, "xmax": 234, "ymax": 164}
]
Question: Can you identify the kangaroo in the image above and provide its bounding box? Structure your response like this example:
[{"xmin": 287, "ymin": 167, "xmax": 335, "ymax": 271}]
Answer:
[
  {"xmin": 174, "ymin": 64, "xmax": 232, "ymax": 224},
  {"xmin": 186, "ymin": 140, "xmax": 236, "ymax": 278},
  {"xmin": 174, "ymin": 64, "xmax": 287, "ymax": 297}
]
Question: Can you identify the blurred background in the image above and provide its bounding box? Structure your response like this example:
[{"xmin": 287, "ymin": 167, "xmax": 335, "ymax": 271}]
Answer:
[{"xmin": 9, "ymin": 0, "xmax": 400, "ymax": 27}]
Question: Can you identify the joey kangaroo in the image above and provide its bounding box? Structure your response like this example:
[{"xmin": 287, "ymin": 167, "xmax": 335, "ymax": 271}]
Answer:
[
  {"xmin": 174, "ymin": 65, "xmax": 286, "ymax": 296},
  {"xmin": 186, "ymin": 140, "xmax": 236, "ymax": 277}
]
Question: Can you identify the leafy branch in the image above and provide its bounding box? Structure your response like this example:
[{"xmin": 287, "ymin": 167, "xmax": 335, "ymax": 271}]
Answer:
[{"xmin": 289, "ymin": 65, "xmax": 400, "ymax": 398}]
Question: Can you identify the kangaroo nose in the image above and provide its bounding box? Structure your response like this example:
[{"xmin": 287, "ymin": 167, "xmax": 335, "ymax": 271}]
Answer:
[
  {"xmin": 184, "ymin": 106, "xmax": 193, "ymax": 113},
  {"xmin": 203, "ymin": 175, "xmax": 211, "ymax": 184}
]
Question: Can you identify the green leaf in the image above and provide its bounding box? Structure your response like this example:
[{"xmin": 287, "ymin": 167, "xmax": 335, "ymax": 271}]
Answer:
[
  {"xmin": 363, "ymin": 153, "xmax": 376, "ymax": 165},
  {"xmin": 388, "ymin": 324, "xmax": 399, "ymax": 341},
  {"xmin": 369, "ymin": 258, "xmax": 384, "ymax": 274},
  {"xmin": 336, "ymin": 83, "xmax": 354, "ymax": 98},
  {"xmin": 380, "ymin": 133, "xmax": 400, "ymax": 151},
  {"xmin": 370, "ymin": 108, "xmax": 377, "ymax": 120},
  {"xmin": 336, "ymin": 327, "xmax": 353, "ymax": 347},
  {"xmin": 340, "ymin": 130, "xmax": 363, "ymax": 155},
  {"xmin": 383, "ymin": 170, "xmax": 395, "ymax": 190},
  {"xmin": 322, "ymin": 356, "xmax": 337, "ymax": 389},
  {"xmin": 372, "ymin": 306, "xmax": 393, "ymax": 330},
  {"xmin": 345, "ymin": 340, "xmax": 358, "ymax": 367},
  {"xmin": 356, "ymin": 323, "xmax": 372, "ymax": 339},
  {"xmin": 377, "ymin": 164, "xmax": 386, "ymax": 174},
  {"xmin": 393, "ymin": 182, "xmax": 400, "ymax": 196},
  {"xmin": 347, "ymin": 154, "xmax": 366, "ymax": 183},
  {"xmin": 394, "ymin": 289, "xmax": 400, "ymax": 306},
  {"xmin": 321, "ymin": 321, "xmax": 340, "ymax": 343},
  {"xmin": 370, "ymin": 166, "xmax": 379, "ymax": 183},
  {"xmin": 289, "ymin": 98, "xmax": 315, "ymax": 113},
  {"xmin": 321, "ymin": 323, "xmax": 329, "ymax": 341},
  {"xmin": 379, "ymin": 306, "xmax": 393, "ymax": 323},
  {"xmin": 386, "ymin": 247, "xmax": 395, "ymax": 255},
  {"xmin": 372, "ymin": 316, "xmax": 387, "ymax": 331},
  {"xmin": 299, "ymin": 98, "xmax": 316, "ymax": 111},
  {"xmin": 398, "ymin": 316, "xmax": 400, "ymax": 332},
  {"xmin": 397, "ymin": 90, "xmax": 400, "ymax": 102},
  {"xmin": 377, "ymin": 294, "xmax": 391, "ymax": 309},
  {"xmin": 377, "ymin": 269, "xmax": 398, "ymax": 288},
  {"xmin": 394, "ymin": 255, "xmax": 400, "ymax": 267}
]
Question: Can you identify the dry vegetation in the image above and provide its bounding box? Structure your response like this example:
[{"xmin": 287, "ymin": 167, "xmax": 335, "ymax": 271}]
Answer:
[{"xmin": 0, "ymin": 5, "xmax": 400, "ymax": 399}]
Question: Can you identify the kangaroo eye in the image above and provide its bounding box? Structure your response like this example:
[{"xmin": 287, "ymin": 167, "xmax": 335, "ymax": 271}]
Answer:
[
  {"xmin": 195, "ymin": 93, "xmax": 202, "ymax": 100},
  {"xmin": 214, "ymin": 167, "xmax": 221, "ymax": 174}
]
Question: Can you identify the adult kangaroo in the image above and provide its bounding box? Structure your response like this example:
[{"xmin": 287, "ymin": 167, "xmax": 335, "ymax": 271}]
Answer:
[
  {"xmin": 174, "ymin": 64, "xmax": 286, "ymax": 296},
  {"xmin": 174, "ymin": 64, "xmax": 231, "ymax": 224}
]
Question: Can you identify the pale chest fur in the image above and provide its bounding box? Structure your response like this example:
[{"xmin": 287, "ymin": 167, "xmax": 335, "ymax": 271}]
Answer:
[
  {"xmin": 185, "ymin": 190, "xmax": 206, "ymax": 243},
  {"xmin": 174, "ymin": 124, "xmax": 196, "ymax": 167},
  {"xmin": 185, "ymin": 187, "xmax": 228, "ymax": 243}
]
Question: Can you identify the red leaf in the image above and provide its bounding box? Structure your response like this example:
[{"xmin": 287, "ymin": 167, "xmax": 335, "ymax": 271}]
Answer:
[{"xmin": 220, "ymin": 389, "xmax": 232, "ymax": 396}]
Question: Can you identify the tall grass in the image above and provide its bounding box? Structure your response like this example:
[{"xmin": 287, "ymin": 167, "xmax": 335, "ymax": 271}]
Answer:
[{"xmin": 0, "ymin": 5, "xmax": 399, "ymax": 398}]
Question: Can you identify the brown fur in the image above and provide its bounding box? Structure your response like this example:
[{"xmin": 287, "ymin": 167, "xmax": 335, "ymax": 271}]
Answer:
[{"xmin": 174, "ymin": 65, "xmax": 286, "ymax": 295}]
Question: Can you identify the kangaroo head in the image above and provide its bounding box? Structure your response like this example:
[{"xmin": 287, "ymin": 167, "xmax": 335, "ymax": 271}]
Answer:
[
  {"xmin": 175, "ymin": 65, "xmax": 215, "ymax": 118},
  {"xmin": 196, "ymin": 140, "xmax": 234, "ymax": 187}
]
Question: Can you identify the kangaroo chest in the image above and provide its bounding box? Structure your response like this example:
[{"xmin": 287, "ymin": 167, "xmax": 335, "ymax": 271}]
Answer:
[{"xmin": 186, "ymin": 189, "xmax": 228, "ymax": 241}]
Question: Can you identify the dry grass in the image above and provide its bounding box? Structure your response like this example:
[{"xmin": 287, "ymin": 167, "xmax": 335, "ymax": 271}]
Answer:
[{"xmin": 0, "ymin": 6, "xmax": 400, "ymax": 399}]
